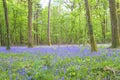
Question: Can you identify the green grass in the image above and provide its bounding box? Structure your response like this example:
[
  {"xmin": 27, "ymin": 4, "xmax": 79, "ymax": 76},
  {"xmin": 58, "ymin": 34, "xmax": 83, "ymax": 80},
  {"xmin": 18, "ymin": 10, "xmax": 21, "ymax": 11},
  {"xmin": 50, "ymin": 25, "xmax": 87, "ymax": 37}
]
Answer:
[{"xmin": 0, "ymin": 53, "xmax": 120, "ymax": 80}]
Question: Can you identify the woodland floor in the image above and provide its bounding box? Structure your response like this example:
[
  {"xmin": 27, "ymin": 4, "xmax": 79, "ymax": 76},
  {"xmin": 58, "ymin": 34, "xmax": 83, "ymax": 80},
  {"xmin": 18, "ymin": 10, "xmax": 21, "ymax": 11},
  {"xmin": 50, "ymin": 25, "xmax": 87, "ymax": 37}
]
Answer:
[{"xmin": 0, "ymin": 44, "xmax": 120, "ymax": 80}]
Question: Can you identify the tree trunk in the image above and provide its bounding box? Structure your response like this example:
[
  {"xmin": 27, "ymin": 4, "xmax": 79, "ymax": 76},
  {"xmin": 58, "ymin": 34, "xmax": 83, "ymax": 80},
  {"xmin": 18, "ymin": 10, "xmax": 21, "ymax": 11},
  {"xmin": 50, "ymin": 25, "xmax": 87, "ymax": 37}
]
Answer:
[
  {"xmin": 48, "ymin": 0, "xmax": 51, "ymax": 46},
  {"xmin": 2, "ymin": 0, "xmax": 10, "ymax": 50},
  {"xmin": 117, "ymin": 2, "xmax": 120, "ymax": 39},
  {"xmin": 13, "ymin": 10, "xmax": 17, "ymax": 45},
  {"xmin": 34, "ymin": 10, "xmax": 37, "ymax": 45},
  {"xmin": 20, "ymin": 25, "xmax": 23, "ymax": 45},
  {"xmin": 109, "ymin": 0, "xmax": 120, "ymax": 48},
  {"xmin": 1, "ymin": 31, "xmax": 5, "ymax": 46},
  {"xmin": 11, "ymin": 9, "xmax": 17, "ymax": 45},
  {"xmin": 0, "ymin": 22, "xmax": 2, "ymax": 46},
  {"xmin": 100, "ymin": 2, "xmax": 107, "ymax": 43},
  {"xmin": 34, "ymin": 4, "xmax": 39, "ymax": 45},
  {"xmin": 84, "ymin": 0, "xmax": 98, "ymax": 52},
  {"xmin": 36, "ymin": 12, "xmax": 39, "ymax": 45},
  {"xmin": 101, "ymin": 18, "xmax": 106, "ymax": 43},
  {"xmin": 28, "ymin": 0, "xmax": 33, "ymax": 47},
  {"xmin": 118, "ymin": 13, "xmax": 120, "ymax": 38}
]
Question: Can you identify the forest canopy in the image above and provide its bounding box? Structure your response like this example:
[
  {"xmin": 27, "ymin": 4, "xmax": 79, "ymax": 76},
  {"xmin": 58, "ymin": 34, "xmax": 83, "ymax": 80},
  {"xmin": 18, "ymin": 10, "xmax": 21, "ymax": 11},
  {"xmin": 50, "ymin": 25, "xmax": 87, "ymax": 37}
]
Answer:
[{"xmin": 0, "ymin": 0, "xmax": 120, "ymax": 51}]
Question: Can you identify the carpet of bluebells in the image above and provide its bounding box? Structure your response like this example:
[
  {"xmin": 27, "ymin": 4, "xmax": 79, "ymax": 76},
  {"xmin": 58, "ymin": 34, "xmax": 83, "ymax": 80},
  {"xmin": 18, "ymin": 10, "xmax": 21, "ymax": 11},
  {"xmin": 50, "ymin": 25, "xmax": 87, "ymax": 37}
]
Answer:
[{"xmin": 0, "ymin": 45, "xmax": 120, "ymax": 80}]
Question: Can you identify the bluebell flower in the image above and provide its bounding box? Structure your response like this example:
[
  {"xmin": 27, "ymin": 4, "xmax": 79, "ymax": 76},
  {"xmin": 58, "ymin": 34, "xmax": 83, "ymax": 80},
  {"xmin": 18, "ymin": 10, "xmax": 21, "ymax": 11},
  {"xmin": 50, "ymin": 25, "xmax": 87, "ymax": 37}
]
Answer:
[
  {"xmin": 61, "ymin": 77, "xmax": 64, "ymax": 80},
  {"xmin": 28, "ymin": 76, "xmax": 32, "ymax": 80},
  {"xmin": 42, "ymin": 66, "xmax": 48, "ymax": 70},
  {"xmin": 16, "ymin": 76, "xmax": 19, "ymax": 80},
  {"xmin": 0, "ymin": 45, "xmax": 120, "ymax": 58},
  {"xmin": 64, "ymin": 68, "xmax": 66, "ymax": 74},
  {"xmin": 18, "ymin": 68, "xmax": 26, "ymax": 76}
]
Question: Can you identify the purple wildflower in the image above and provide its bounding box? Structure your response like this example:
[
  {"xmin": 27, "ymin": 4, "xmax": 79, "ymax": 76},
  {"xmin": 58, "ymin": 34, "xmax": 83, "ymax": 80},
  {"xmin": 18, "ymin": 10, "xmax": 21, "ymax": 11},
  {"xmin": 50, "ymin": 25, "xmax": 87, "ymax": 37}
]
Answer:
[
  {"xmin": 28, "ymin": 76, "xmax": 32, "ymax": 80},
  {"xmin": 42, "ymin": 66, "xmax": 48, "ymax": 70},
  {"xmin": 18, "ymin": 68, "xmax": 26, "ymax": 76},
  {"xmin": 61, "ymin": 77, "xmax": 64, "ymax": 80}
]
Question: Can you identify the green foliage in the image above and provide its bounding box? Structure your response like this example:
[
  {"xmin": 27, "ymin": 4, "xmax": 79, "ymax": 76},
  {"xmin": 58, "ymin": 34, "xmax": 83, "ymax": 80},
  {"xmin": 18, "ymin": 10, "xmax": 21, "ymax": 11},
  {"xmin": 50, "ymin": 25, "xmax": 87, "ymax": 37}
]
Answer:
[
  {"xmin": 0, "ymin": 0, "xmax": 111, "ymax": 45},
  {"xmin": 1, "ymin": 52, "xmax": 120, "ymax": 79}
]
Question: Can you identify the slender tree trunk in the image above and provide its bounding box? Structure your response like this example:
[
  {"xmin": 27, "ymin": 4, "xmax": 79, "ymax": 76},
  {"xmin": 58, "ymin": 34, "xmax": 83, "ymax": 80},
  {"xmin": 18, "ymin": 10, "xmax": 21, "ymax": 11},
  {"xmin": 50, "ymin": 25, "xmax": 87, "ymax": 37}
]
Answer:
[
  {"xmin": 48, "ymin": 0, "xmax": 51, "ymax": 46},
  {"xmin": 13, "ymin": 10, "xmax": 17, "ymax": 45},
  {"xmin": 34, "ymin": 4, "xmax": 39, "ymax": 45},
  {"xmin": 28, "ymin": 0, "xmax": 33, "ymax": 47},
  {"xmin": 20, "ymin": 25, "xmax": 23, "ymax": 45},
  {"xmin": 36, "ymin": 14, "xmax": 39, "ymax": 45},
  {"xmin": 117, "ymin": 2, "xmax": 120, "ymax": 39},
  {"xmin": 2, "ymin": 0, "xmax": 10, "ymax": 50},
  {"xmin": 101, "ymin": 18, "xmax": 106, "ymax": 43},
  {"xmin": 1, "ymin": 30, "xmax": 5, "ymax": 46},
  {"xmin": 34, "ymin": 11, "xmax": 37, "ymax": 45},
  {"xmin": 100, "ymin": 1, "xmax": 108, "ymax": 43},
  {"xmin": 36, "ymin": 7, "xmax": 39, "ymax": 45},
  {"xmin": 118, "ymin": 13, "xmax": 120, "ymax": 38},
  {"xmin": 11, "ymin": 9, "xmax": 17, "ymax": 45},
  {"xmin": 101, "ymin": 2, "xmax": 107, "ymax": 43},
  {"xmin": 109, "ymin": 0, "xmax": 120, "ymax": 48},
  {"xmin": 0, "ymin": 22, "xmax": 2, "ymax": 46},
  {"xmin": 84, "ymin": 0, "xmax": 98, "ymax": 52}
]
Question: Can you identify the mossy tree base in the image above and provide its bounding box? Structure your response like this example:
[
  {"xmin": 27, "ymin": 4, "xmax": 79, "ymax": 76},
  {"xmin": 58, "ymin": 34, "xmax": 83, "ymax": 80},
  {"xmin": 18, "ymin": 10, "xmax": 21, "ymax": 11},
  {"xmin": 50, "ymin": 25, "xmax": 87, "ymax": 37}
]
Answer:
[
  {"xmin": 91, "ymin": 37, "xmax": 98, "ymax": 52},
  {"xmin": 110, "ymin": 44, "xmax": 120, "ymax": 48},
  {"xmin": 28, "ymin": 43, "xmax": 33, "ymax": 48},
  {"xmin": 48, "ymin": 42, "xmax": 51, "ymax": 46}
]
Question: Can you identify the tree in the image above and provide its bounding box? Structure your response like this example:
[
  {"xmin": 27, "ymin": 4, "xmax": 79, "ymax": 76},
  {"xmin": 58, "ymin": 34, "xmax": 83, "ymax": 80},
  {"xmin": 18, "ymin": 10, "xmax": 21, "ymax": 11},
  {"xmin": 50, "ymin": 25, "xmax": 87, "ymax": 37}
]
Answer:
[
  {"xmin": 28, "ymin": 0, "xmax": 33, "ymax": 47},
  {"xmin": 2, "ymin": 0, "xmax": 10, "ymax": 50},
  {"xmin": 48, "ymin": 0, "xmax": 51, "ymax": 46},
  {"xmin": 0, "ymin": 21, "xmax": 2, "ymax": 46},
  {"xmin": 100, "ymin": 1, "xmax": 108, "ymax": 43},
  {"xmin": 109, "ymin": 0, "xmax": 120, "ymax": 48},
  {"xmin": 84, "ymin": 0, "xmax": 98, "ymax": 52},
  {"xmin": 0, "ymin": 0, "xmax": 115, "ymax": 46},
  {"xmin": 11, "ymin": 9, "xmax": 17, "ymax": 45},
  {"xmin": 34, "ymin": 4, "xmax": 41, "ymax": 45},
  {"xmin": 20, "ymin": 24, "xmax": 23, "ymax": 45},
  {"xmin": 117, "ymin": 2, "xmax": 120, "ymax": 39}
]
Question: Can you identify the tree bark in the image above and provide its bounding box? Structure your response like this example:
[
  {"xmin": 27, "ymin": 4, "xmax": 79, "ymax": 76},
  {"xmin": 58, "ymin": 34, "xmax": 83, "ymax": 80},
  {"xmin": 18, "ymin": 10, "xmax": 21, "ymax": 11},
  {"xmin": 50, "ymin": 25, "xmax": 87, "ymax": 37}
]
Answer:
[
  {"xmin": 34, "ymin": 4, "xmax": 39, "ymax": 45},
  {"xmin": 36, "ymin": 10, "xmax": 39, "ymax": 45},
  {"xmin": 2, "ymin": 0, "xmax": 10, "ymax": 50},
  {"xmin": 109, "ymin": 0, "xmax": 120, "ymax": 48},
  {"xmin": 34, "ymin": 9, "xmax": 37, "ymax": 45},
  {"xmin": 101, "ymin": 18, "xmax": 106, "ymax": 43},
  {"xmin": 20, "ymin": 25, "xmax": 23, "ymax": 45},
  {"xmin": 84, "ymin": 0, "xmax": 98, "ymax": 52},
  {"xmin": 48, "ymin": 0, "xmax": 51, "ymax": 46},
  {"xmin": 11, "ymin": 9, "xmax": 17, "ymax": 45},
  {"xmin": 118, "ymin": 13, "xmax": 120, "ymax": 38},
  {"xmin": 117, "ymin": 2, "xmax": 120, "ymax": 39},
  {"xmin": 28, "ymin": 0, "xmax": 33, "ymax": 47},
  {"xmin": 101, "ymin": 2, "xmax": 107, "ymax": 43},
  {"xmin": 0, "ymin": 22, "xmax": 2, "ymax": 46}
]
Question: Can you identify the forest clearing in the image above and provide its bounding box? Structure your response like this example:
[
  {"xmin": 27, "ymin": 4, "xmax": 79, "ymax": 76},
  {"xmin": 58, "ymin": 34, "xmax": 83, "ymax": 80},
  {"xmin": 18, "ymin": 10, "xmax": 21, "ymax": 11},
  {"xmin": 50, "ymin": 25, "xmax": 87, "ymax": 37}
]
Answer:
[{"xmin": 0, "ymin": 0, "xmax": 120, "ymax": 80}]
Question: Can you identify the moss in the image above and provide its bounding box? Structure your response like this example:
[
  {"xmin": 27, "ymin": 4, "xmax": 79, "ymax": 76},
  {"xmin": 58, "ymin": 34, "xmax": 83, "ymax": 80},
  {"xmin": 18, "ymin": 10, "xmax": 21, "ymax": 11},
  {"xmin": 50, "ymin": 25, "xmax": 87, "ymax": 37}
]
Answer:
[{"xmin": 28, "ymin": 43, "xmax": 33, "ymax": 48}]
